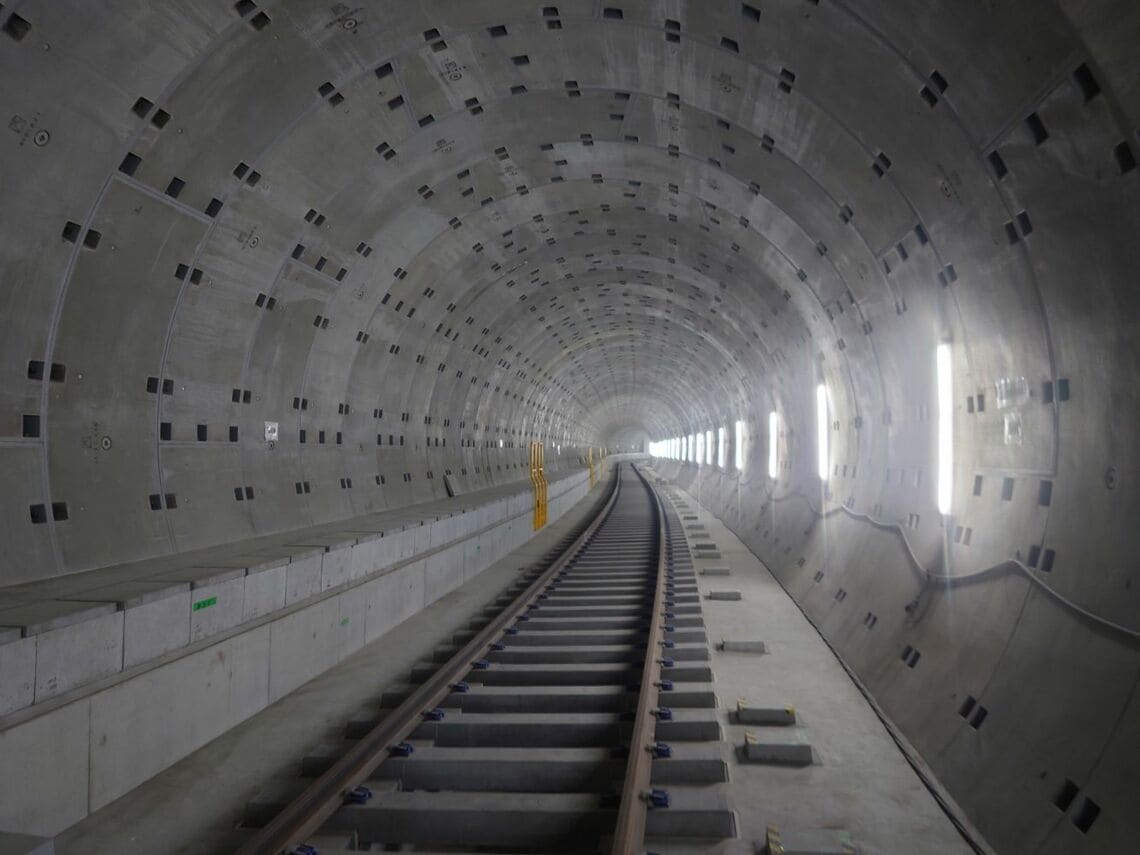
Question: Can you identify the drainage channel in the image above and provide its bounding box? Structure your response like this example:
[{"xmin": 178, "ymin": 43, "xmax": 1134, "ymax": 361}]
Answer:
[{"xmin": 236, "ymin": 463, "xmax": 734, "ymax": 854}]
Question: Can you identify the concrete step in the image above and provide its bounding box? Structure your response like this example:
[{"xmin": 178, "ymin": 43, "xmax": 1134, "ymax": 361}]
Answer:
[
  {"xmin": 462, "ymin": 663, "xmax": 713, "ymax": 686},
  {"xmin": 486, "ymin": 645, "xmax": 709, "ymax": 664},
  {"xmin": 501, "ymin": 628, "xmax": 706, "ymax": 645},
  {"xmin": 381, "ymin": 684, "xmax": 633, "ymax": 714},
  {"xmin": 642, "ymin": 785, "xmax": 738, "ymax": 840},
  {"xmin": 324, "ymin": 790, "xmax": 614, "ymax": 849},
  {"xmin": 655, "ymin": 713, "xmax": 723, "ymax": 742},
  {"xmin": 243, "ymin": 777, "xmax": 401, "ymax": 827},
  {"xmin": 410, "ymin": 712, "xmax": 626, "ymax": 747},
  {"xmin": 519, "ymin": 611, "xmax": 703, "ymax": 631}
]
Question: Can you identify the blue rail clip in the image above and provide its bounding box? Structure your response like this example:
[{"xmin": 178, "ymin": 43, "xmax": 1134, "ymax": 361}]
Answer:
[
  {"xmin": 344, "ymin": 785, "xmax": 373, "ymax": 804},
  {"xmin": 452, "ymin": 681, "xmax": 471, "ymax": 693},
  {"xmin": 389, "ymin": 742, "xmax": 415, "ymax": 757},
  {"xmin": 657, "ymin": 679, "xmax": 674, "ymax": 691},
  {"xmin": 654, "ymin": 707, "xmax": 674, "ymax": 720},
  {"xmin": 472, "ymin": 659, "xmax": 491, "ymax": 670},
  {"xmin": 647, "ymin": 788, "xmax": 671, "ymax": 808},
  {"xmin": 423, "ymin": 707, "xmax": 445, "ymax": 721},
  {"xmin": 652, "ymin": 742, "xmax": 673, "ymax": 758}
]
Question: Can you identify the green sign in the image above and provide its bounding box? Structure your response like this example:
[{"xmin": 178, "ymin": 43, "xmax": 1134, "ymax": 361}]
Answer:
[{"xmin": 192, "ymin": 596, "xmax": 217, "ymax": 612}]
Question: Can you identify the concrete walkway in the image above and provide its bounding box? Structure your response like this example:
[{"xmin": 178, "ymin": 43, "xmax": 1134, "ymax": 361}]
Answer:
[{"xmin": 656, "ymin": 477, "xmax": 979, "ymax": 855}]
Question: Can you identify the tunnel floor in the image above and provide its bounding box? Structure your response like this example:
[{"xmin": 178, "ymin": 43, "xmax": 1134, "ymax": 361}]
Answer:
[
  {"xmin": 650, "ymin": 472, "xmax": 977, "ymax": 854},
  {"xmin": 56, "ymin": 470, "xmax": 975, "ymax": 854}
]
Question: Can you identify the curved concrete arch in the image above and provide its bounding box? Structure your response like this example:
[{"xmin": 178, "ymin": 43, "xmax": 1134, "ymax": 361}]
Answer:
[{"xmin": 1, "ymin": 1, "xmax": 1138, "ymax": 851}]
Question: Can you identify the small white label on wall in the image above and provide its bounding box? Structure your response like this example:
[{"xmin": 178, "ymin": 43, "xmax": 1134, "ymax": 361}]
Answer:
[{"xmin": 264, "ymin": 421, "xmax": 279, "ymax": 442}]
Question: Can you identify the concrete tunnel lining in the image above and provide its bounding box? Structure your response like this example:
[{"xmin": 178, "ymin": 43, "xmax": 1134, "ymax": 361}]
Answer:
[{"xmin": 0, "ymin": 0, "xmax": 1138, "ymax": 851}]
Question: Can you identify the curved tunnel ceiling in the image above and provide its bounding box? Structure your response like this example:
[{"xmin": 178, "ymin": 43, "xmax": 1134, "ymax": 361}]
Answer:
[
  {"xmin": 2, "ymin": 0, "xmax": 1140, "ymax": 850},
  {"xmin": 0, "ymin": 0, "xmax": 1132, "ymax": 569},
  {"xmin": 0, "ymin": 0, "xmax": 1133, "ymax": 574}
]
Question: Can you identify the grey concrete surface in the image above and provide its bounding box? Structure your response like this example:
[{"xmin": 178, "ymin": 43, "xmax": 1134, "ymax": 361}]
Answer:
[
  {"xmin": 0, "ymin": 0, "xmax": 1137, "ymax": 850},
  {"xmin": 0, "ymin": 470, "xmax": 586, "ymax": 720},
  {"xmin": 0, "ymin": 469, "xmax": 592, "ymax": 837},
  {"xmin": 52, "ymin": 473, "xmax": 609, "ymax": 855},
  {"xmin": 660, "ymin": 479, "xmax": 977, "ymax": 855}
]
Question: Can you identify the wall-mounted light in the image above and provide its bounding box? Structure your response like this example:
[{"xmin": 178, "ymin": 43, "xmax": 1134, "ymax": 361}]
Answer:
[
  {"xmin": 734, "ymin": 420, "xmax": 746, "ymax": 471},
  {"xmin": 768, "ymin": 411, "xmax": 778, "ymax": 479},
  {"xmin": 696, "ymin": 432, "xmax": 705, "ymax": 465},
  {"xmin": 937, "ymin": 342, "xmax": 953, "ymax": 514},
  {"xmin": 717, "ymin": 426, "xmax": 727, "ymax": 468},
  {"xmin": 816, "ymin": 384, "xmax": 829, "ymax": 480},
  {"xmin": 705, "ymin": 430, "xmax": 714, "ymax": 466}
]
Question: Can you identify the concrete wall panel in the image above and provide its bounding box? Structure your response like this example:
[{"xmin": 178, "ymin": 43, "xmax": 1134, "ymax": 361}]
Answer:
[
  {"xmin": 0, "ymin": 637, "xmax": 36, "ymax": 716},
  {"xmin": 0, "ymin": 700, "xmax": 90, "ymax": 836},
  {"xmin": 34, "ymin": 611, "xmax": 123, "ymax": 702}
]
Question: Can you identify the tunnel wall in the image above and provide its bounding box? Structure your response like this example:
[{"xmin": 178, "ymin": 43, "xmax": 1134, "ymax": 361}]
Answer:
[
  {"xmin": 653, "ymin": 456, "xmax": 1139, "ymax": 855},
  {"xmin": 1, "ymin": 1, "xmax": 1138, "ymax": 851}
]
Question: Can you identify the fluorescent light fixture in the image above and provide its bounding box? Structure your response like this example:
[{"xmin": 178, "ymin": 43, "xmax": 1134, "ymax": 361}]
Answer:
[
  {"xmin": 768, "ymin": 411, "xmax": 778, "ymax": 479},
  {"xmin": 696, "ymin": 432, "xmax": 705, "ymax": 465},
  {"xmin": 717, "ymin": 427, "xmax": 727, "ymax": 468},
  {"xmin": 937, "ymin": 343, "xmax": 953, "ymax": 514},
  {"xmin": 689, "ymin": 434, "xmax": 696, "ymax": 463},
  {"xmin": 816, "ymin": 384, "xmax": 829, "ymax": 480},
  {"xmin": 705, "ymin": 430, "xmax": 714, "ymax": 465},
  {"xmin": 734, "ymin": 420, "xmax": 745, "ymax": 471}
]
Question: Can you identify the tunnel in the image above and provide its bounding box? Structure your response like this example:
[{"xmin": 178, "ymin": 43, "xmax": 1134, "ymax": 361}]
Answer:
[{"xmin": 1, "ymin": 0, "xmax": 1138, "ymax": 852}]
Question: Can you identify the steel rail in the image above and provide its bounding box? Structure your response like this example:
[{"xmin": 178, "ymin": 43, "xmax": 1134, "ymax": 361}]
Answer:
[
  {"xmin": 610, "ymin": 463, "xmax": 669, "ymax": 855},
  {"xmin": 234, "ymin": 466, "xmax": 622, "ymax": 855}
]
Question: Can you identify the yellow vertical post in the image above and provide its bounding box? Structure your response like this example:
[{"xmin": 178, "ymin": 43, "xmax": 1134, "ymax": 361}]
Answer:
[
  {"xmin": 537, "ymin": 442, "xmax": 547, "ymax": 527},
  {"xmin": 530, "ymin": 442, "xmax": 541, "ymax": 530}
]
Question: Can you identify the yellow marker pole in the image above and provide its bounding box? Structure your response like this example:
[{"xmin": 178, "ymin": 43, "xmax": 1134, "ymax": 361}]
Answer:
[
  {"xmin": 530, "ymin": 442, "xmax": 541, "ymax": 530},
  {"xmin": 537, "ymin": 442, "xmax": 547, "ymax": 527}
]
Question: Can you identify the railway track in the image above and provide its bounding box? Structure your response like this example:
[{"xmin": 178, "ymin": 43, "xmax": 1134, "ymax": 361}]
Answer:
[{"xmin": 237, "ymin": 463, "xmax": 735, "ymax": 854}]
